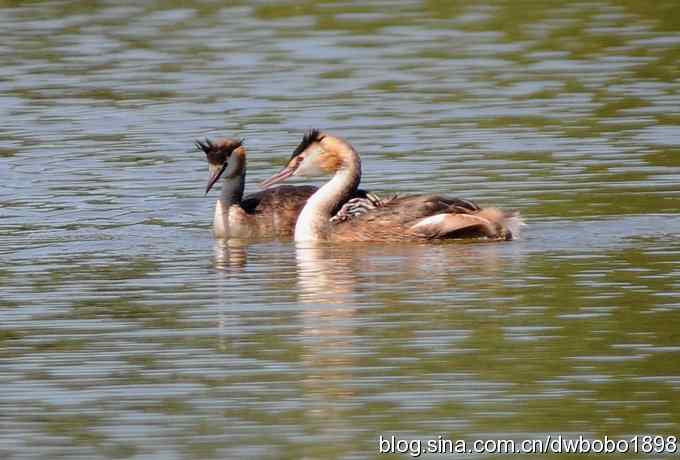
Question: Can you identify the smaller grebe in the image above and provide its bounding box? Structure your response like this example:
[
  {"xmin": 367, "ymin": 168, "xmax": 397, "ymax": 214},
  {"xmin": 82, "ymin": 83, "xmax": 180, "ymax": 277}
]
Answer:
[
  {"xmin": 198, "ymin": 137, "xmax": 387, "ymax": 239},
  {"xmin": 260, "ymin": 130, "xmax": 523, "ymax": 242}
]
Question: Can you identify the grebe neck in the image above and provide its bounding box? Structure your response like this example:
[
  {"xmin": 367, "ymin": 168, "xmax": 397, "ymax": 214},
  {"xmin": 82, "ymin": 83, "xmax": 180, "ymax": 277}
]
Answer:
[
  {"xmin": 214, "ymin": 172, "xmax": 245, "ymax": 238},
  {"xmin": 294, "ymin": 159, "xmax": 361, "ymax": 242},
  {"xmin": 220, "ymin": 170, "xmax": 245, "ymax": 207}
]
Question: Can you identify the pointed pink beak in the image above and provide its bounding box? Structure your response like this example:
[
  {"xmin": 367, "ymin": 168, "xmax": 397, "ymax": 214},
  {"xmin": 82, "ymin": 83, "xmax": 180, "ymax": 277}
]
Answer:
[{"xmin": 259, "ymin": 166, "xmax": 295, "ymax": 189}]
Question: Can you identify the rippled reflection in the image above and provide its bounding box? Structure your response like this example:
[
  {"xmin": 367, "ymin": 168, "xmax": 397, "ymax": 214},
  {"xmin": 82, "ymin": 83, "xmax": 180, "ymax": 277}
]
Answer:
[
  {"xmin": 213, "ymin": 238, "xmax": 248, "ymax": 272},
  {"xmin": 295, "ymin": 244, "xmax": 358, "ymax": 455},
  {"xmin": 2, "ymin": 0, "xmax": 680, "ymax": 458}
]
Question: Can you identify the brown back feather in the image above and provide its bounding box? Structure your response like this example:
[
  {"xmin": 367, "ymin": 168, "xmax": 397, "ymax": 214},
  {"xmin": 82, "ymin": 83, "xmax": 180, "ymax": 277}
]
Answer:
[{"xmin": 328, "ymin": 194, "xmax": 502, "ymax": 242}]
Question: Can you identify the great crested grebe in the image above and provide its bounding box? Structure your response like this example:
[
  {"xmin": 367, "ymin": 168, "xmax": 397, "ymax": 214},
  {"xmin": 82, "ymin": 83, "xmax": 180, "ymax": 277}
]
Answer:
[
  {"xmin": 197, "ymin": 137, "xmax": 387, "ymax": 238},
  {"xmin": 260, "ymin": 130, "xmax": 523, "ymax": 242}
]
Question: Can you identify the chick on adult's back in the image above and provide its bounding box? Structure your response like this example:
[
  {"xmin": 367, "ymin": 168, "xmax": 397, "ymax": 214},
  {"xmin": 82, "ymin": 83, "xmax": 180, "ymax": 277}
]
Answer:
[{"xmin": 260, "ymin": 130, "xmax": 523, "ymax": 242}]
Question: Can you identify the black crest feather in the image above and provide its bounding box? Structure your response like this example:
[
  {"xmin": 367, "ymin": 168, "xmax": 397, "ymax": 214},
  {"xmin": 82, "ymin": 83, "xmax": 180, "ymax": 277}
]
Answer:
[
  {"xmin": 194, "ymin": 138, "xmax": 243, "ymax": 164},
  {"xmin": 290, "ymin": 129, "xmax": 324, "ymax": 160}
]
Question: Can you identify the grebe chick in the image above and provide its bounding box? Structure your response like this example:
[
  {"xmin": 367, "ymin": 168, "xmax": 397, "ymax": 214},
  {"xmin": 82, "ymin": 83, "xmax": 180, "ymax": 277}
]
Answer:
[
  {"xmin": 198, "ymin": 137, "xmax": 387, "ymax": 238},
  {"xmin": 260, "ymin": 130, "xmax": 523, "ymax": 242}
]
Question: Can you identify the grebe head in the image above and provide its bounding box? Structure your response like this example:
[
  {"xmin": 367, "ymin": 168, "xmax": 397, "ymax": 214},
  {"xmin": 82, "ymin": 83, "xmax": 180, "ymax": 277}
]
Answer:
[
  {"xmin": 195, "ymin": 138, "xmax": 245, "ymax": 194},
  {"xmin": 260, "ymin": 129, "xmax": 351, "ymax": 188}
]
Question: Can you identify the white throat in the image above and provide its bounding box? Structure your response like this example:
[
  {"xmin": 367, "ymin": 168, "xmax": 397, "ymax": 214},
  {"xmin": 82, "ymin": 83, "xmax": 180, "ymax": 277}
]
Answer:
[{"xmin": 294, "ymin": 166, "xmax": 358, "ymax": 242}]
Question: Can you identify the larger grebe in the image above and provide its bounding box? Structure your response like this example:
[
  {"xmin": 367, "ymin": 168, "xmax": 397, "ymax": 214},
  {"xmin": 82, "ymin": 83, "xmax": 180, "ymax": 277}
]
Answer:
[
  {"xmin": 198, "ymin": 137, "xmax": 387, "ymax": 238},
  {"xmin": 260, "ymin": 130, "xmax": 523, "ymax": 242}
]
